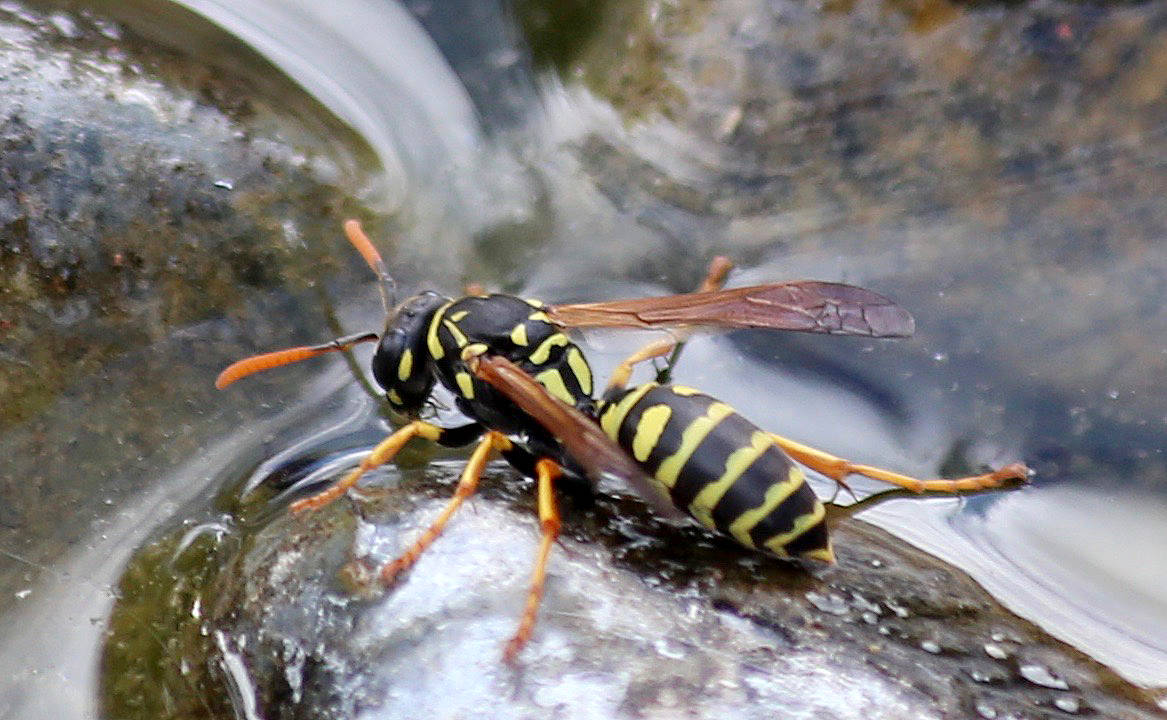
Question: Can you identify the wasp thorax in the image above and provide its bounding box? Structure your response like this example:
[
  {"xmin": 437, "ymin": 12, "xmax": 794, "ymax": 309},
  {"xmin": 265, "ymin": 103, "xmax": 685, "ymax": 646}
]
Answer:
[{"xmin": 371, "ymin": 291, "xmax": 450, "ymax": 414}]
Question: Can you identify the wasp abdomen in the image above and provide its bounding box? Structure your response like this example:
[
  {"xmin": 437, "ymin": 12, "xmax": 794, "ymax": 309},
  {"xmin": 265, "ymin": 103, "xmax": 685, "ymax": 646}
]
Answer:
[{"xmin": 598, "ymin": 383, "xmax": 832, "ymax": 562}]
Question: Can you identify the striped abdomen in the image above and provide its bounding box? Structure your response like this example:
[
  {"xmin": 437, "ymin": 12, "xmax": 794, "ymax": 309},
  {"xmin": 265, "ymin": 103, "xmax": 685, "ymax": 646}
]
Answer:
[{"xmin": 597, "ymin": 383, "xmax": 833, "ymax": 563}]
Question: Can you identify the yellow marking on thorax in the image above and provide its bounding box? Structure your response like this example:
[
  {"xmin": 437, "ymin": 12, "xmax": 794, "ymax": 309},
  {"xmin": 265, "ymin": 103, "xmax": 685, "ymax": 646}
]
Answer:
[
  {"xmin": 655, "ymin": 402, "xmax": 735, "ymax": 488},
  {"xmin": 443, "ymin": 319, "xmax": 469, "ymax": 348},
  {"xmin": 689, "ymin": 430, "xmax": 771, "ymax": 530},
  {"xmin": 397, "ymin": 348, "xmax": 413, "ymax": 382},
  {"xmin": 726, "ymin": 465, "xmax": 807, "ymax": 549},
  {"xmin": 510, "ymin": 323, "xmax": 529, "ymax": 347},
  {"xmin": 631, "ymin": 404, "xmax": 672, "ymax": 462},
  {"xmin": 528, "ymin": 310, "xmax": 550, "ymax": 323},
  {"xmin": 426, "ymin": 302, "xmax": 453, "ymax": 360},
  {"xmin": 463, "ymin": 342, "xmax": 489, "ymax": 359},
  {"xmin": 524, "ymin": 298, "xmax": 545, "ymax": 308},
  {"xmin": 599, "ymin": 383, "xmax": 657, "ymax": 439},
  {"xmin": 447, "ymin": 309, "xmax": 470, "ymax": 322},
  {"xmin": 528, "ymin": 332, "xmax": 569, "ymax": 365},
  {"xmin": 670, "ymin": 386, "xmax": 703, "ymax": 396},
  {"xmin": 762, "ymin": 501, "xmax": 826, "ymax": 557},
  {"xmin": 566, "ymin": 347, "xmax": 592, "ymax": 395},
  {"xmin": 533, "ymin": 368, "xmax": 575, "ymax": 405},
  {"xmin": 455, "ymin": 371, "xmax": 475, "ymax": 399}
]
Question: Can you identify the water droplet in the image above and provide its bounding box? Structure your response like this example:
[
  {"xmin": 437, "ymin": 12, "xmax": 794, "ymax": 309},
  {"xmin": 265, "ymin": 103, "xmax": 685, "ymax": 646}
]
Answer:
[
  {"xmin": 1020, "ymin": 663, "xmax": 1069, "ymax": 690},
  {"xmin": 983, "ymin": 642, "xmax": 1009, "ymax": 660},
  {"xmin": 1054, "ymin": 695, "xmax": 1080, "ymax": 713},
  {"xmin": 975, "ymin": 701, "xmax": 998, "ymax": 719},
  {"xmin": 14, "ymin": 588, "xmax": 31, "ymax": 600},
  {"xmin": 970, "ymin": 670, "xmax": 992, "ymax": 683},
  {"xmin": 932, "ymin": 352, "xmax": 948, "ymax": 362},
  {"xmin": 862, "ymin": 611, "xmax": 878, "ymax": 625},
  {"xmin": 214, "ymin": 179, "xmax": 234, "ymax": 190},
  {"xmin": 885, "ymin": 601, "xmax": 909, "ymax": 618},
  {"xmin": 654, "ymin": 638, "xmax": 685, "ymax": 659},
  {"xmin": 921, "ymin": 640, "xmax": 941, "ymax": 654},
  {"xmin": 806, "ymin": 591, "xmax": 848, "ymax": 615},
  {"xmin": 49, "ymin": 11, "xmax": 79, "ymax": 38},
  {"xmin": 1106, "ymin": 389, "xmax": 1119, "ymax": 400},
  {"xmin": 851, "ymin": 593, "xmax": 880, "ymax": 614}
]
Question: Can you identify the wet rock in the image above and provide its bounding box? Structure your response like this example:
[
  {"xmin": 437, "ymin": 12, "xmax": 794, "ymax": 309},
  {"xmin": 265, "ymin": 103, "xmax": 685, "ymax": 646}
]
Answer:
[
  {"xmin": 101, "ymin": 458, "xmax": 1165, "ymax": 719},
  {"xmin": 0, "ymin": 1, "xmax": 378, "ymax": 604},
  {"xmin": 0, "ymin": 1, "xmax": 378, "ymax": 431}
]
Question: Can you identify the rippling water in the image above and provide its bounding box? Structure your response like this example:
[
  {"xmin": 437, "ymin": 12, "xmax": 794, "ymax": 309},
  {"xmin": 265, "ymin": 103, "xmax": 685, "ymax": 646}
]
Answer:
[{"xmin": 2, "ymin": 0, "xmax": 1165, "ymax": 716}]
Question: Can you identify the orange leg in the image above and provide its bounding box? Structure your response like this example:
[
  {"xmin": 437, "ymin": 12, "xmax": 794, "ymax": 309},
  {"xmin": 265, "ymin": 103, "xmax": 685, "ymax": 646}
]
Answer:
[
  {"xmin": 290, "ymin": 420, "xmax": 445, "ymax": 514},
  {"xmin": 503, "ymin": 458, "xmax": 563, "ymax": 664},
  {"xmin": 378, "ymin": 432, "xmax": 511, "ymax": 585},
  {"xmin": 603, "ymin": 337, "xmax": 678, "ymax": 394},
  {"xmin": 697, "ymin": 255, "xmax": 733, "ymax": 293},
  {"xmin": 770, "ymin": 433, "xmax": 1031, "ymax": 493},
  {"xmin": 603, "ymin": 256, "xmax": 734, "ymax": 395}
]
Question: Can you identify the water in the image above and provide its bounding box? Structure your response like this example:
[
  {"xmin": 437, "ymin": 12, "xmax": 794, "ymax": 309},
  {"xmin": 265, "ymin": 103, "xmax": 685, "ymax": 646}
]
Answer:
[{"xmin": 2, "ymin": 0, "xmax": 1165, "ymax": 715}]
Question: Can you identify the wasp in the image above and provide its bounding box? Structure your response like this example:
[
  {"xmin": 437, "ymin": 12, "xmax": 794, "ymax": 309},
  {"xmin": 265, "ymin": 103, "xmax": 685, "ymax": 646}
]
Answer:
[{"xmin": 218, "ymin": 220, "xmax": 1030, "ymax": 661}]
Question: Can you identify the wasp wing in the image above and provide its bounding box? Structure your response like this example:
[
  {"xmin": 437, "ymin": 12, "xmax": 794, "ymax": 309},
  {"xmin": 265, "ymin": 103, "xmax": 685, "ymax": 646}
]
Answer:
[
  {"xmin": 470, "ymin": 353, "xmax": 679, "ymax": 515},
  {"xmin": 546, "ymin": 281, "xmax": 915, "ymax": 337}
]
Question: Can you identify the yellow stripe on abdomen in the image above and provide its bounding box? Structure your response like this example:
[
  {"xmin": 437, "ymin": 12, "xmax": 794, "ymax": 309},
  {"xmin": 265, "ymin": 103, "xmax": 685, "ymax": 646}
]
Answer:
[
  {"xmin": 655, "ymin": 402, "xmax": 734, "ymax": 489},
  {"xmin": 688, "ymin": 430, "xmax": 771, "ymax": 530},
  {"xmin": 762, "ymin": 502, "xmax": 827, "ymax": 557},
  {"xmin": 599, "ymin": 383, "xmax": 657, "ymax": 439},
  {"xmin": 726, "ymin": 465, "xmax": 806, "ymax": 549},
  {"xmin": 631, "ymin": 405, "xmax": 672, "ymax": 462}
]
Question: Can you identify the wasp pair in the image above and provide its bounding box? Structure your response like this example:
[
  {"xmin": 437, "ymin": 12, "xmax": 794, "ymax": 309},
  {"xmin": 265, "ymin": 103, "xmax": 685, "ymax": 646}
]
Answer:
[{"xmin": 217, "ymin": 220, "xmax": 1030, "ymax": 662}]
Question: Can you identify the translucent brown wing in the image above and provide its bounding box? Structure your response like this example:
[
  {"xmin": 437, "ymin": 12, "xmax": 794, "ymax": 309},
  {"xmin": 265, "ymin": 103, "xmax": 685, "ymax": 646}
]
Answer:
[
  {"xmin": 469, "ymin": 353, "xmax": 676, "ymax": 513},
  {"xmin": 545, "ymin": 281, "xmax": 915, "ymax": 337}
]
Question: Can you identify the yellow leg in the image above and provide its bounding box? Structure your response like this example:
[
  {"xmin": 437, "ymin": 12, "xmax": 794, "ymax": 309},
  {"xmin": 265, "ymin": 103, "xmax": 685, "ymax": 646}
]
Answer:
[
  {"xmin": 603, "ymin": 256, "xmax": 734, "ymax": 395},
  {"xmin": 771, "ymin": 433, "xmax": 1031, "ymax": 493},
  {"xmin": 503, "ymin": 458, "xmax": 563, "ymax": 664},
  {"xmin": 603, "ymin": 337, "xmax": 678, "ymax": 394},
  {"xmin": 378, "ymin": 431, "xmax": 512, "ymax": 585},
  {"xmin": 697, "ymin": 255, "xmax": 733, "ymax": 293},
  {"xmin": 290, "ymin": 420, "xmax": 444, "ymax": 514}
]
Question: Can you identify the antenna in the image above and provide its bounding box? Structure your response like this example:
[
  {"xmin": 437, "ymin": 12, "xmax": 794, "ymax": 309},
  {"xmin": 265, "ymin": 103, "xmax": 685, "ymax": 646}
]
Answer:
[{"xmin": 343, "ymin": 219, "xmax": 397, "ymax": 314}]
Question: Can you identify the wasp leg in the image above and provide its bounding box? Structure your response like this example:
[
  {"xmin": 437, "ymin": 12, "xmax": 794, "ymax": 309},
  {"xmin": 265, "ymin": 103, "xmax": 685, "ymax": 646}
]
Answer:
[
  {"xmin": 603, "ymin": 337, "xmax": 678, "ymax": 396},
  {"xmin": 770, "ymin": 433, "xmax": 1031, "ymax": 493},
  {"xmin": 603, "ymin": 256, "xmax": 735, "ymax": 396},
  {"xmin": 824, "ymin": 487, "xmax": 922, "ymax": 525},
  {"xmin": 379, "ymin": 431, "xmax": 513, "ymax": 585},
  {"xmin": 289, "ymin": 420, "xmax": 447, "ymax": 514},
  {"xmin": 504, "ymin": 458, "xmax": 563, "ymax": 664}
]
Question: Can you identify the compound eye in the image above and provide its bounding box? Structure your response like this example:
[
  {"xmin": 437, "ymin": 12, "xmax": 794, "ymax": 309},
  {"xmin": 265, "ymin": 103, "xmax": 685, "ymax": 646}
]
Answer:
[{"xmin": 371, "ymin": 330, "xmax": 406, "ymax": 392}]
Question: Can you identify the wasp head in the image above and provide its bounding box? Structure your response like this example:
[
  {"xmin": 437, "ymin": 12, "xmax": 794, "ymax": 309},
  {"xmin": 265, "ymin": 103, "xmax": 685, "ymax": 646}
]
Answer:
[{"xmin": 371, "ymin": 290, "xmax": 450, "ymax": 415}]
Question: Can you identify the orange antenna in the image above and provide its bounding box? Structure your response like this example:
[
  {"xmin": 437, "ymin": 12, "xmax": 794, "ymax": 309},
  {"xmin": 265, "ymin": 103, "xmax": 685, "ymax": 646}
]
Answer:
[
  {"xmin": 215, "ymin": 332, "xmax": 378, "ymax": 389},
  {"xmin": 344, "ymin": 220, "xmax": 396, "ymax": 314}
]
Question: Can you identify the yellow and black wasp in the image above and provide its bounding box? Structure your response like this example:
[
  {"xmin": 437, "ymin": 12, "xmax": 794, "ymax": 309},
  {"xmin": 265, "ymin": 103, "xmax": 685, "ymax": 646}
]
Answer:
[{"xmin": 217, "ymin": 220, "xmax": 1029, "ymax": 661}]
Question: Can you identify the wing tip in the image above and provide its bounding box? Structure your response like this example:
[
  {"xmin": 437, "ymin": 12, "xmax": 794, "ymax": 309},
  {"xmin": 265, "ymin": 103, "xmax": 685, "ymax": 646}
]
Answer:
[{"xmin": 868, "ymin": 304, "xmax": 916, "ymax": 338}]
